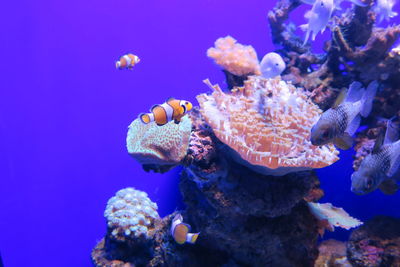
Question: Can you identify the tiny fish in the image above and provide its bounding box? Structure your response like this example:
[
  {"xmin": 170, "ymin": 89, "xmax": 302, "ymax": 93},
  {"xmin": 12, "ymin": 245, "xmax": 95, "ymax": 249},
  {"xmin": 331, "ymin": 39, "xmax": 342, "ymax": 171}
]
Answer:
[
  {"xmin": 300, "ymin": 0, "xmax": 335, "ymax": 45},
  {"xmin": 374, "ymin": 0, "xmax": 398, "ymax": 23},
  {"xmin": 170, "ymin": 214, "xmax": 200, "ymax": 245},
  {"xmin": 351, "ymin": 119, "xmax": 400, "ymax": 195},
  {"xmin": 260, "ymin": 52, "xmax": 286, "ymax": 78},
  {"xmin": 311, "ymin": 81, "xmax": 378, "ymax": 150},
  {"xmin": 139, "ymin": 98, "xmax": 193, "ymax": 126},
  {"xmin": 116, "ymin": 53, "xmax": 140, "ymax": 70}
]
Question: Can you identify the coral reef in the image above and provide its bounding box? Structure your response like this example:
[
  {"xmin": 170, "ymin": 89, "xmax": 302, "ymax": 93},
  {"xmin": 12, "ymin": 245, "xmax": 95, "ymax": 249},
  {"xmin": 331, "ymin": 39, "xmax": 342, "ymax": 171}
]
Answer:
[
  {"xmin": 197, "ymin": 77, "xmax": 339, "ymax": 176},
  {"xmin": 126, "ymin": 116, "xmax": 192, "ymax": 172},
  {"xmin": 268, "ymin": 0, "xmax": 400, "ymax": 174},
  {"xmin": 347, "ymin": 216, "xmax": 400, "ymax": 267},
  {"xmin": 92, "ymin": 0, "xmax": 400, "ymax": 265},
  {"xmin": 315, "ymin": 239, "xmax": 351, "ymax": 267}
]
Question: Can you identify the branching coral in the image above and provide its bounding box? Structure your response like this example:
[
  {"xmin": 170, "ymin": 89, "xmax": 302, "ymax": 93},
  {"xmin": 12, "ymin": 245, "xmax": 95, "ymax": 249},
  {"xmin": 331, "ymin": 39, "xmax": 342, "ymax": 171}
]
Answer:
[
  {"xmin": 196, "ymin": 76, "xmax": 339, "ymax": 175},
  {"xmin": 126, "ymin": 116, "xmax": 192, "ymax": 172},
  {"xmin": 207, "ymin": 36, "xmax": 261, "ymax": 76}
]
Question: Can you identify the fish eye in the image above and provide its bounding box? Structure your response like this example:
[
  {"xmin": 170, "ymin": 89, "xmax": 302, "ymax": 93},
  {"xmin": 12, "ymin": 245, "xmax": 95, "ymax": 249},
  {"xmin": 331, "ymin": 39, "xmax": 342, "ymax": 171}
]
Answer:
[
  {"xmin": 366, "ymin": 179, "xmax": 373, "ymax": 189},
  {"xmin": 322, "ymin": 130, "xmax": 330, "ymax": 138},
  {"xmin": 275, "ymin": 63, "xmax": 279, "ymax": 66},
  {"xmin": 185, "ymin": 101, "xmax": 189, "ymax": 105},
  {"xmin": 321, "ymin": 2, "xmax": 324, "ymax": 6}
]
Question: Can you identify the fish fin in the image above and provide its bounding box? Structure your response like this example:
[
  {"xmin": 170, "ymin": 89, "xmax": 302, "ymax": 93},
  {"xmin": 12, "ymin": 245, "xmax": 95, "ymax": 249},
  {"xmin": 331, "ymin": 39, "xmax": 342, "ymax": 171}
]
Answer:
[
  {"xmin": 379, "ymin": 179, "xmax": 398, "ymax": 195},
  {"xmin": 345, "ymin": 82, "xmax": 363, "ymax": 103},
  {"xmin": 333, "ymin": 88, "xmax": 348, "ymax": 108},
  {"xmin": 173, "ymin": 214, "xmax": 183, "ymax": 223},
  {"xmin": 166, "ymin": 97, "xmax": 175, "ymax": 103},
  {"xmin": 182, "ymin": 223, "xmax": 192, "ymax": 232},
  {"xmin": 150, "ymin": 104, "xmax": 159, "ymax": 112},
  {"xmin": 334, "ymin": 133, "xmax": 353, "ymax": 150},
  {"xmin": 372, "ymin": 131, "xmax": 385, "ymax": 154},
  {"xmin": 384, "ymin": 119, "xmax": 399, "ymax": 145},
  {"xmin": 387, "ymin": 152, "xmax": 400, "ymax": 177},
  {"xmin": 186, "ymin": 232, "xmax": 200, "ymax": 244},
  {"xmin": 346, "ymin": 115, "xmax": 361, "ymax": 136},
  {"xmin": 300, "ymin": 25, "xmax": 310, "ymax": 46},
  {"xmin": 304, "ymin": 10, "xmax": 313, "ymax": 19},
  {"xmin": 349, "ymin": 0, "xmax": 367, "ymax": 6},
  {"xmin": 360, "ymin": 80, "xmax": 378, "ymax": 117},
  {"xmin": 299, "ymin": 24, "xmax": 309, "ymax": 32},
  {"xmin": 311, "ymin": 31, "xmax": 317, "ymax": 41}
]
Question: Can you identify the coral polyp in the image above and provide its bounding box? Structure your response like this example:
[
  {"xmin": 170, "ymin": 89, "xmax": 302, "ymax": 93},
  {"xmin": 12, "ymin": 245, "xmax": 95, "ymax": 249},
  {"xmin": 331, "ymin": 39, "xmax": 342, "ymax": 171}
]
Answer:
[{"xmin": 197, "ymin": 76, "xmax": 339, "ymax": 175}]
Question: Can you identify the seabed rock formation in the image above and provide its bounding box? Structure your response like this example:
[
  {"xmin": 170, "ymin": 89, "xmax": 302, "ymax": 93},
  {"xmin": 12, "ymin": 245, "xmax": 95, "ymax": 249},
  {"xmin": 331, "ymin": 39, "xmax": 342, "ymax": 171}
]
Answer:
[{"xmin": 93, "ymin": 0, "xmax": 400, "ymax": 265}]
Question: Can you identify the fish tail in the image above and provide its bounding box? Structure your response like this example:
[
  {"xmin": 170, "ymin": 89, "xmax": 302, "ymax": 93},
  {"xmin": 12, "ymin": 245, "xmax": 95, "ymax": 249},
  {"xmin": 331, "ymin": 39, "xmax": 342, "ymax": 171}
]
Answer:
[
  {"xmin": 139, "ymin": 113, "xmax": 153, "ymax": 124},
  {"xmin": 186, "ymin": 232, "xmax": 200, "ymax": 244},
  {"xmin": 115, "ymin": 61, "xmax": 121, "ymax": 69},
  {"xmin": 360, "ymin": 80, "xmax": 378, "ymax": 117}
]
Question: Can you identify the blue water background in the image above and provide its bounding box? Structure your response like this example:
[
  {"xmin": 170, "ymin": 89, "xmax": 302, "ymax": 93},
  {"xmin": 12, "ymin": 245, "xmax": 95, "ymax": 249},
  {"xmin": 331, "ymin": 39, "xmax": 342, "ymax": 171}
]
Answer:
[{"xmin": 0, "ymin": 1, "xmax": 399, "ymax": 266}]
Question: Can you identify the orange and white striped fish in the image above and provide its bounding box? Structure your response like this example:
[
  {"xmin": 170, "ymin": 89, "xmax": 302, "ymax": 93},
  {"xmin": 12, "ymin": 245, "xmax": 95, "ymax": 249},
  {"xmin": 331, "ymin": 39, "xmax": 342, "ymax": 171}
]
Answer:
[
  {"xmin": 170, "ymin": 214, "xmax": 199, "ymax": 245},
  {"xmin": 115, "ymin": 54, "xmax": 140, "ymax": 70},
  {"xmin": 139, "ymin": 98, "xmax": 193, "ymax": 126}
]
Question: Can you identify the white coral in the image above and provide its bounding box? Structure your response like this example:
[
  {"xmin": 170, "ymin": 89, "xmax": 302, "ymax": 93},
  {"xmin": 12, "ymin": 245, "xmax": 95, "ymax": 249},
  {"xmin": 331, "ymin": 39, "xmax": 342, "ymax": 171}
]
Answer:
[{"xmin": 104, "ymin": 187, "xmax": 159, "ymax": 239}]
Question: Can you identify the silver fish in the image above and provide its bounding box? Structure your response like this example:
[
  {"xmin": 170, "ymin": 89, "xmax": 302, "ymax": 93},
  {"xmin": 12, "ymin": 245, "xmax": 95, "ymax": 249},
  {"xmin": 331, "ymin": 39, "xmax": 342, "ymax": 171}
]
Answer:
[
  {"xmin": 300, "ymin": 0, "xmax": 335, "ymax": 45},
  {"xmin": 260, "ymin": 52, "xmax": 286, "ymax": 78},
  {"xmin": 311, "ymin": 81, "xmax": 378, "ymax": 150},
  {"xmin": 374, "ymin": 0, "xmax": 398, "ymax": 23},
  {"xmin": 351, "ymin": 120, "xmax": 400, "ymax": 195}
]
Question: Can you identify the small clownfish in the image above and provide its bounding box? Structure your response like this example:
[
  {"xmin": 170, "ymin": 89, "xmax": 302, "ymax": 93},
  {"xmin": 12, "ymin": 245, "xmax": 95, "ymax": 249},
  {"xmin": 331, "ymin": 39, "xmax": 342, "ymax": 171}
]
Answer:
[
  {"xmin": 116, "ymin": 54, "xmax": 140, "ymax": 70},
  {"xmin": 170, "ymin": 214, "xmax": 199, "ymax": 245},
  {"xmin": 139, "ymin": 98, "xmax": 193, "ymax": 126}
]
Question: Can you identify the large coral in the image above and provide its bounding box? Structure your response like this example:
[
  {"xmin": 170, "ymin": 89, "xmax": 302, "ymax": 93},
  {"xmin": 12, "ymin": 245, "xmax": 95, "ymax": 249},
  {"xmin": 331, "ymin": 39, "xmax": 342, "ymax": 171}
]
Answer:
[
  {"xmin": 207, "ymin": 36, "xmax": 261, "ymax": 77},
  {"xmin": 314, "ymin": 239, "xmax": 351, "ymax": 267},
  {"xmin": 104, "ymin": 188, "xmax": 159, "ymax": 242},
  {"xmin": 196, "ymin": 76, "xmax": 339, "ymax": 175},
  {"xmin": 347, "ymin": 216, "xmax": 400, "ymax": 267},
  {"xmin": 126, "ymin": 116, "xmax": 192, "ymax": 172}
]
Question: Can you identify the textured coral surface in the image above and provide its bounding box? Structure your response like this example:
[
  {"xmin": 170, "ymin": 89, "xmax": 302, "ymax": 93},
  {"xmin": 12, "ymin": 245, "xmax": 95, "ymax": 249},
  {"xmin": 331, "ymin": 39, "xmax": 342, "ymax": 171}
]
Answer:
[
  {"xmin": 347, "ymin": 216, "xmax": 400, "ymax": 267},
  {"xmin": 315, "ymin": 239, "xmax": 351, "ymax": 267},
  {"xmin": 197, "ymin": 76, "xmax": 339, "ymax": 175},
  {"xmin": 104, "ymin": 188, "xmax": 159, "ymax": 242},
  {"xmin": 126, "ymin": 116, "xmax": 192, "ymax": 168},
  {"xmin": 207, "ymin": 36, "xmax": 261, "ymax": 77}
]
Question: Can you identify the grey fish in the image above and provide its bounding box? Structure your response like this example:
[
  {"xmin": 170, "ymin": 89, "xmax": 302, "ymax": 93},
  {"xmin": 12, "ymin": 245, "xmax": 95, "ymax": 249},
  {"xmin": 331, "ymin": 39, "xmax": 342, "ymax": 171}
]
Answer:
[
  {"xmin": 351, "ymin": 120, "xmax": 400, "ymax": 195},
  {"xmin": 311, "ymin": 81, "xmax": 378, "ymax": 150}
]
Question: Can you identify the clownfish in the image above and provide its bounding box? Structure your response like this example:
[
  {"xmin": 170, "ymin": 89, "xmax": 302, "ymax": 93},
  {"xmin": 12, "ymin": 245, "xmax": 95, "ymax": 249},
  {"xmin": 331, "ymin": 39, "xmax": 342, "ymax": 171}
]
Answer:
[
  {"xmin": 116, "ymin": 54, "xmax": 140, "ymax": 70},
  {"xmin": 170, "ymin": 214, "xmax": 199, "ymax": 245},
  {"xmin": 139, "ymin": 98, "xmax": 193, "ymax": 126}
]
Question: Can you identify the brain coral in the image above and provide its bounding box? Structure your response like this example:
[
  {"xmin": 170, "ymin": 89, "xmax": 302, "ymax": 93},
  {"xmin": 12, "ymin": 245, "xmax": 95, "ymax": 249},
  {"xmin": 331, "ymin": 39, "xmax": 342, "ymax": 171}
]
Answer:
[
  {"xmin": 207, "ymin": 36, "xmax": 261, "ymax": 77},
  {"xmin": 126, "ymin": 116, "xmax": 192, "ymax": 167},
  {"xmin": 196, "ymin": 76, "xmax": 339, "ymax": 175},
  {"xmin": 104, "ymin": 187, "xmax": 159, "ymax": 242}
]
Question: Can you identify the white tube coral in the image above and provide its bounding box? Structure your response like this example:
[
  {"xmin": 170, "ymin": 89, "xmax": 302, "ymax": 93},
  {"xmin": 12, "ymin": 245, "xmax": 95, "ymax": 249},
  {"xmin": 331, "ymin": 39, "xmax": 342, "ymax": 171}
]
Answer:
[{"xmin": 104, "ymin": 187, "xmax": 159, "ymax": 241}]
